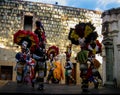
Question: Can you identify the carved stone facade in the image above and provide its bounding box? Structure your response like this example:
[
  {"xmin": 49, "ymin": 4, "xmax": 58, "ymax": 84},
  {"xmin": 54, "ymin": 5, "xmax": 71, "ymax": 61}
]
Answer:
[
  {"xmin": 0, "ymin": 0, "xmax": 102, "ymax": 84},
  {"xmin": 102, "ymin": 7, "xmax": 120, "ymax": 87}
]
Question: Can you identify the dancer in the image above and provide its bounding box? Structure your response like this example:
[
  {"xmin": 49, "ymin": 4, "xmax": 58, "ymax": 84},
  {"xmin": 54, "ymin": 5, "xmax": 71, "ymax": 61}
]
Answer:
[
  {"xmin": 64, "ymin": 58, "xmax": 75, "ymax": 85},
  {"xmin": 53, "ymin": 56, "xmax": 64, "ymax": 84},
  {"xmin": 64, "ymin": 44, "xmax": 75, "ymax": 85},
  {"xmin": 15, "ymin": 41, "xmax": 30, "ymax": 83},
  {"xmin": 46, "ymin": 54, "xmax": 56, "ymax": 84},
  {"xmin": 46, "ymin": 45, "xmax": 59, "ymax": 84},
  {"xmin": 13, "ymin": 29, "xmax": 40, "ymax": 86},
  {"xmin": 23, "ymin": 51, "xmax": 36, "ymax": 85},
  {"xmin": 68, "ymin": 22, "xmax": 102, "ymax": 92},
  {"xmin": 32, "ymin": 20, "xmax": 47, "ymax": 90}
]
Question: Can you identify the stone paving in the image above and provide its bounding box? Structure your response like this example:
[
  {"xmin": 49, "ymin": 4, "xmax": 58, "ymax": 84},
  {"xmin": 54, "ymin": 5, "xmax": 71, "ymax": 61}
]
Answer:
[{"xmin": 0, "ymin": 80, "xmax": 120, "ymax": 94}]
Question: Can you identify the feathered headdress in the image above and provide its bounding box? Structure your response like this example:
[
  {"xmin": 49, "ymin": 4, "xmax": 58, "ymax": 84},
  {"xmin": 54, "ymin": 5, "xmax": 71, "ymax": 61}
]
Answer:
[{"xmin": 47, "ymin": 45, "xmax": 59, "ymax": 59}]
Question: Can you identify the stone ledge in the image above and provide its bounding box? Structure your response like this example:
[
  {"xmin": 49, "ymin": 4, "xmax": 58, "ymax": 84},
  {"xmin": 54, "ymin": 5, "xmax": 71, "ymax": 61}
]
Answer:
[{"xmin": 103, "ymin": 81, "xmax": 116, "ymax": 88}]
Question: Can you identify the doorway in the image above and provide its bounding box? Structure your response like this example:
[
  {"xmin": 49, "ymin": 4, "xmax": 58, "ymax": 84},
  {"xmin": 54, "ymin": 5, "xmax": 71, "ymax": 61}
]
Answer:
[
  {"xmin": 0, "ymin": 66, "xmax": 13, "ymax": 80},
  {"xmin": 24, "ymin": 15, "xmax": 33, "ymax": 31}
]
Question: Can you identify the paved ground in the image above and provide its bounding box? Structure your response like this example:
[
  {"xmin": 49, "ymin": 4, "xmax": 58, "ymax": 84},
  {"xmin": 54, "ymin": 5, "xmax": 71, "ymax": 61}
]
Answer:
[
  {"xmin": 0, "ymin": 81, "xmax": 120, "ymax": 94},
  {"xmin": 0, "ymin": 80, "xmax": 8, "ymax": 87}
]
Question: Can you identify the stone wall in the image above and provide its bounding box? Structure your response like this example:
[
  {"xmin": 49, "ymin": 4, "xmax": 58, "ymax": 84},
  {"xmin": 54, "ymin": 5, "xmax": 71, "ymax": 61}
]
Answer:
[
  {"xmin": 0, "ymin": 0, "xmax": 102, "ymax": 83},
  {"xmin": 102, "ymin": 7, "xmax": 120, "ymax": 87}
]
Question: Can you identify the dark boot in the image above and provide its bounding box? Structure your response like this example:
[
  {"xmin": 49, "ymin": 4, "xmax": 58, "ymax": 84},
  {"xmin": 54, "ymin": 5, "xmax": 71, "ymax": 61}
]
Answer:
[
  {"xmin": 32, "ymin": 81, "xmax": 34, "ymax": 88},
  {"xmin": 94, "ymin": 82, "xmax": 99, "ymax": 89},
  {"xmin": 31, "ymin": 79, "xmax": 36, "ymax": 88}
]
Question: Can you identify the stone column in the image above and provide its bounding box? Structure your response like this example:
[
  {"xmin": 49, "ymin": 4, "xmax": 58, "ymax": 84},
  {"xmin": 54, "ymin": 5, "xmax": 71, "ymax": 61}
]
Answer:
[
  {"xmin": 116, "ymin": 45, "xmax": 120, "ymax": 87},
  {"xmin": 102, "ymin": 8, "xmax": 120, "ymax": 87},
  {"xmin": 102, "ymin": 38, "xmax": 114, "ymax": 87}
]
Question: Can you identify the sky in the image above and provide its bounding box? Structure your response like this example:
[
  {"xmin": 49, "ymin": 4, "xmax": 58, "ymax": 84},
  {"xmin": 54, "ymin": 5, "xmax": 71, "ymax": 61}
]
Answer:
[{"xmin": 24, "ymin": 0, "xmax": 120, "ymax": 12}]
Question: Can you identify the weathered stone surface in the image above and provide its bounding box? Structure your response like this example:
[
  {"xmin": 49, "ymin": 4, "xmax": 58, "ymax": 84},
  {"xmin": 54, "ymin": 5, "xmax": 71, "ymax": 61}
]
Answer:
[
  {"xmin": 102, "ymin": 7, "xmax": 120, "ymax": 88},
  {"xmin": 0, "ymin": 0, "xmax": 102, "ymax": 83}
]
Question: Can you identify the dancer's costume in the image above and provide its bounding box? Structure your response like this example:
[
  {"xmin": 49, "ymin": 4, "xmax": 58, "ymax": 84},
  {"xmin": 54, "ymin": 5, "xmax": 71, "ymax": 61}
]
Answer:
[
  {"xmin": 65, "ymin": 44, "xmax": 75, "ymax": 85},
  {"xmin": 46, "ymin": 45, "xmax": 60, "ymax": 83},
  {"xmin": 68, "ymin": 22, "xmax": 102, "ymax": 92},
  {"xmin": 15, "ymin": 41, "xmax": 30, "ymax": 83},
  {"xmin": 13, "ymin": 29, "xmax": 40, "ymax": 87},
  {"xmin": 32, "ymin": 20, "xmax": 47, "ymax": 90}
]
